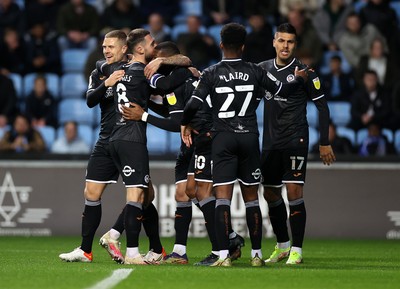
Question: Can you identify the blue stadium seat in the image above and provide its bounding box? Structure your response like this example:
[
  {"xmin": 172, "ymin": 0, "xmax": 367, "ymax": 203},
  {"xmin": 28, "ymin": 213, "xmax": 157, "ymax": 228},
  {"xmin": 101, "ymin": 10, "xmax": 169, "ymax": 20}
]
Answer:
[
  {"xmin": 170, "ymin": 23, "xmax": 207, "ymax": 41},
  {"xmin": 390, "ymin": 2, "xmax": 400, "ymax": 25},
  {"xmin": 320, "ymin": 50, "xmax": 352, "ymax": 75},
  {"xmin": 208, "ymin": 24, "xmax": 223, "ymax": 44},
  {"xmin": 60, "ymin": 73, "xmax": 88, "ymax": 99},
  {"xmin": 395, "ymin": 130, "xmax": 400, "ymax": 154},
  {"xmin": 256, "ymin": 103, "xmax": 264, "ymax": 126},
  {"xmin": 356, "ymin": 128, "xmax": 368, "ymax": 145},
  {"xmin": 147, "ymin": 125, "xmax": 168, "ymax": 155},
  {"xmin": 168, "ymin": 131, "xmax": 182, "ymax": 153},
  {"xmin": 61, "ymin": 49, "xmax": 90, "ymax": 73},
  {"xmin": 258, "ymin": 124, "xmax": 264, "ymax": 150},
  {"xmin": 357, "ymin": 128, "xmax": 394, "ymax": 145},
  {"xmin": 14, "ymin": 0, "xmax": 24, "ymax": 9},
  {"xmin": 328, "ymin": 101, "xmax": 351, "ymax": 127},
  {"xmin": 0, "ymin": 126, "xmax": 9, "ymax": 140},
  {"xmin": 36, "ymin": 126, "xmax": 56, "ymax": 151},
  {"xmin": 93, "ymin": 126, "xmax": 100, "ymax": 143},
  {"xmin": 23, "ymin": 73, "xmax": 60, "ymax": 98},
  {"xmin": 336, "ymin": 126, "xmax": 356, "ymax": 145},
  {"xmin": 353, "ymin": 1, "xmax": 367, "ymax": 13},
  {"xmin": 8, "ymin": 73, "xmax": 23, "ymax": 98},
  {"xmin": 309, "ymin": 126, "xmax": 319, "ymax": 152},
  {"xmin": 307, "ymin": 102, "xmax": 318, "ymax": 128},
  {"xmin": 58, "ymin": 99, "xmax": 95, "ymax": 126},
  {"xmin": 57, "ymin": 124, "xmax": 94, "ymax": 148},
  {"xmin": 174, "ymin": 0, "xmax": 203, "ymax": 24}
]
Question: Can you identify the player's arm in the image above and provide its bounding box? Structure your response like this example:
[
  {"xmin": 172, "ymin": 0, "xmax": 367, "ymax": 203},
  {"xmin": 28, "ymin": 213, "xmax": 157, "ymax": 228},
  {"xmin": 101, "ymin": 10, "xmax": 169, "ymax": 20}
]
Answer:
[
  {"xmin": 181, "ymin": 77, "xmax": 209, "ymax": 146},
  {"xmin": 148, "ymin": 98, "xmax": 170, "ymax": 117},
  {"xmin": 122, "ymin": 102, "xmax": 182, "ymax": 132},
  {"xmin": 149, "ymin": 67, "xmax": 193, "ymax": 93},
  {"xmin": 86, "ymin": 69, "xmax": 108, "ymax": 108},
  {"xmin": 144, "ymin": 55, "xmax": 192, "ymax": 79},
  {"xmin": 309, "ymin": 74, "xmax": 336, "ymax": 165}
]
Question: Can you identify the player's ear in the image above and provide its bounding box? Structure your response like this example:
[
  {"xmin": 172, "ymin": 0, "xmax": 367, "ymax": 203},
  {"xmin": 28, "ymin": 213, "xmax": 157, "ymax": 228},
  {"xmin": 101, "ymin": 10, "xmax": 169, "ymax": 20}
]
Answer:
[
  {"xmin": 122, "ymin": 45, "xmax": 128, "ymax": 54},
  {"xmin": 241, "ymin": 44, "xmax": 245, "ymax": 52},
  {"xmin": 219, "ymin": 42, "xmax": 223, "ymax": 50}
]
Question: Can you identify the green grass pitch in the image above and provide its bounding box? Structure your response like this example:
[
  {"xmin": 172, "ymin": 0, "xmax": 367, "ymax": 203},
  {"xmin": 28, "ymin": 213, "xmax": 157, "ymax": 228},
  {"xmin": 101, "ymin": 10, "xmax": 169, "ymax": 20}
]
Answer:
[{"xmin": 0, "ymin": 237, "xmax": 399, "ymax": 289}]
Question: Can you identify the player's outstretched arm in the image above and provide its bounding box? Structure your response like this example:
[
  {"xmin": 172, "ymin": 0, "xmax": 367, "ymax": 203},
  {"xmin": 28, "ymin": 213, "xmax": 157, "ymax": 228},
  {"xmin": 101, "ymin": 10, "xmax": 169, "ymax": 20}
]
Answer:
[{"xmin": 144, "ymin": 54, "xmax": 192, "ymax": 79}]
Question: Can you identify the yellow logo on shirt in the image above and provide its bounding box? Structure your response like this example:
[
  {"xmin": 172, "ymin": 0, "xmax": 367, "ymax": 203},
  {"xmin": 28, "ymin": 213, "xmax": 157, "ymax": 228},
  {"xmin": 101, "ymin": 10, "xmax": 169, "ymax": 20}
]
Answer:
[
  {"xmin": 166, "ymin": 92, "xmax": 177, "ymax": 105},
  {"xmin": 312, "ymin": 77, "xmax": 321, "ymax": 90}
]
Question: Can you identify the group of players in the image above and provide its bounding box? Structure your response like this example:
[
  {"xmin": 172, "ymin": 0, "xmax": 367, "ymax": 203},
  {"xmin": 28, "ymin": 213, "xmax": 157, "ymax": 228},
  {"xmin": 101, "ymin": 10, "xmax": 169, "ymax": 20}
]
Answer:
[{"xmin": 59, "ymin": 22, "xmax": 335, "ymax": 267}]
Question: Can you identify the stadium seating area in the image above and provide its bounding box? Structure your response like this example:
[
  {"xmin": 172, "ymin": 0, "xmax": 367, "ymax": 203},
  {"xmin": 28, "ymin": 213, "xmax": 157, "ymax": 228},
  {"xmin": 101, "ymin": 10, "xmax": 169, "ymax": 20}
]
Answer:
[{"xmin": 2, "ymin": 0, "xmax": 400, "ymax": 157}]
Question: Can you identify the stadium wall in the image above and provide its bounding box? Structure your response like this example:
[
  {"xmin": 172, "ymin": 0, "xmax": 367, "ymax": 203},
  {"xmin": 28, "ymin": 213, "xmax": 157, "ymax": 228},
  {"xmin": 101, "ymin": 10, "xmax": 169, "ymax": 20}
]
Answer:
[{"xmin": 0, "ymin": 161, "xmax": 399, "ymax": 240}]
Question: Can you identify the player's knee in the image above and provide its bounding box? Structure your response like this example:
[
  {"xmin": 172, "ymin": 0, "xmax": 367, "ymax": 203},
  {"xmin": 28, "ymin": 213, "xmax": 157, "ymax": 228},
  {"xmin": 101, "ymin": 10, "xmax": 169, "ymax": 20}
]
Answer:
[
  {"xmin": 263, "ymin": 186, "xmax": 282, "ymax": 202},
  {"xmin": 84, "ymin": 183, "xmax": 104, "ymax": 201},
  {"xmin": 286, "ymin": 184, "xmax": 303, "ymax": 200}
]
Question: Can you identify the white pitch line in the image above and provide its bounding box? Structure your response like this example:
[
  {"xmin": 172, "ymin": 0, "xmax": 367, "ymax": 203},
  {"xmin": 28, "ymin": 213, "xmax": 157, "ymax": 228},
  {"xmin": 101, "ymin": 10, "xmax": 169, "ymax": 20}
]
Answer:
[{"xmin": 86, "ymin": 269, "xmax": 133, "ymax": 289}]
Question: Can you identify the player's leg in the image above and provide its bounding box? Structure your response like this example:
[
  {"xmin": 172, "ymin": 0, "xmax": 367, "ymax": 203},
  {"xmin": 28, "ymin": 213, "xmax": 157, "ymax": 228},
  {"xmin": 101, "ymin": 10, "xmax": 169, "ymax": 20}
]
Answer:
[
  {"xmin": 237, "ymin": 134, "xmax": 263, "ymax": 266},
  {"xmin": 209, "ymin": 132, "xmax": 237, "ymax": 267},
  {"xmin": 261, "ymin": 149, "xmax": 290, "ymax": 263},
  {"xmin": 142, "ymin": 181, "xmax": 165, "ymax": 264},
  {"xmin": 59, "ymin": 145, "xmax": 118, "ymax": 262},
  {"xmin": 164, "ymin": 143, "xmax": 193, "ymax": 264},
  {"xmin": 282, "ymin": 148, "xmax": 308, "ymax": 264}
]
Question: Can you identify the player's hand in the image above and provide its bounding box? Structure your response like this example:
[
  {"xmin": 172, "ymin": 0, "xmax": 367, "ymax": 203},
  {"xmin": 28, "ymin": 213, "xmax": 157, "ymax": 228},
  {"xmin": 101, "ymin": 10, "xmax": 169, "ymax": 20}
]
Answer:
[
  {"xmin": 105, "ymin": 70, "xmax": 124, "ymax": 87},
  {"xmin": 181, "ymin": 125, "xmax": 194, "ymax": 147},
  {"xmin": 144, "ymin": 57, "xmax": 165, "ymax": 79},
  {"xmin": 319, "ymin": 145, "xmax": 336, "ymax": 165},
  {"xmin": 121, "ymin": 102, "xmax": 144, "ymax": 121},
  {"xmin": 188, "ymin": 67, "xmax": 201, "ymax": 78},
  {"xmin": 294, "ymin": 66, "xmax": 308, "ymax": 82}
]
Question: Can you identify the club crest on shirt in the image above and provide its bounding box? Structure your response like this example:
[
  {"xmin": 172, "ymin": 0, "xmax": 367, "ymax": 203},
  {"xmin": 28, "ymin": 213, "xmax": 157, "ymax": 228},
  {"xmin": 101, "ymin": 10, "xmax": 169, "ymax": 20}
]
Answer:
[
  {"xmin": 264, "ymin": 90, "xmax": 273, "ymax": 100},
  {"xmin": 312, "ymin": 77, "xmax": 321, "ymax": 90},
  {"xmin": 166, "ymin": 92, "xmax": 177, "ymax": 105},
  {"xmin": 286, "ymin": 74, "xmax": 295, "ymax": 82}
]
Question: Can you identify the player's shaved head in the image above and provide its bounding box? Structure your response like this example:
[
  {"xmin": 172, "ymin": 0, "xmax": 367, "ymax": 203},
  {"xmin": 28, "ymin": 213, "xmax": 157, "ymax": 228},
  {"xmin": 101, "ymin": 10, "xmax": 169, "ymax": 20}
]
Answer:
[{"xmin": 155, "ymin": 41, "xmax": 181, "ymax": 57}]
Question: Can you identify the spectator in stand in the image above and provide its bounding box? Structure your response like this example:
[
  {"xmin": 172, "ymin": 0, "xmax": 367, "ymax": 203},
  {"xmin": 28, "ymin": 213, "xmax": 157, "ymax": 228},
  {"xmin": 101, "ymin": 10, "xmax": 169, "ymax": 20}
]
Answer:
[
  {"xmin": 0, "ymin": 73, "xmax": 17, "ymax": 128},
  {"xmin": 138, "ymin": 0, "xmax": 179, "ymax": 27},
  {"xmin": 244, "ymin": 0, "xmax": 279, "ymax": 21},
  {"xmin": 242, "ymin": 14, "xmax": 275, "ymax": 63},
  {"xmin": 25, "ymin": 75, "xmax": 58, "ymax": 128},
  {"xmin": 146, "ymin": 13, "xmax": 171, "ymax": 44},
  {"xmin": 355, "ymin": 37, "xmax": 398, "ymax": 91},
  {"xmin": 202, "ymin": 0, "xmax": 243, "ymax": 27},
  {"xmin": 0, "ymin": 0, "xmax": 24, "ymax": 38},
  {"xmin": 321, "ymin": 55, "xmax": 354, "ymax": 101},
  {"xmin": 24, "ymin": 0, "xmax": 67, "ymax": 35},
  {"xmin": 51, "ymin": 121, "xmax": 90, "ymax": 154},
  {"xmin": 312, "ymin": 122, "xmax": 355, "ymax": 155},
  {"xmin": 176, "ymin": 15, "xmax": 219, "ymax": 70},
  {"xmin": 24, "ymin": 21, "xmax": 61, "ymax": 74},
  {"xmin": 279, "ymin": 0, "xmax": 321, "ymax": 18},
  {"xmin": 0, "ymin": 27, "xmax": 25, "ymax": 75},
  {"xmin": 56, "ymin": 0, "xmax": 99, "ymax": 52},
  {"xmin": 312, "ymin": 0, "xmax": 354, "ymax": 51},
  {"xmin": 100, "ymin": 0, "xmax": 142, "ymax": 34},
  {"xmin": 0, "ymin": 113, "xmax": 46, "ymax": 153},
  {"xmin": 338, "ymin": 12, "xmax": 386, "ymax": 68},
  {"xmin": 287, "ymin": 7, "xmax": 323, "ymax": 66},
  {"xmin": 349, "ymin": 69, "xmax": 392, "ymax": 131},
  {"xmin": 358, "ymin": 122, "xmax": 394, "ymax": 156},
  {"xmin": 359, "ymin": 0, "xmax": 400, "ymax": 54}
]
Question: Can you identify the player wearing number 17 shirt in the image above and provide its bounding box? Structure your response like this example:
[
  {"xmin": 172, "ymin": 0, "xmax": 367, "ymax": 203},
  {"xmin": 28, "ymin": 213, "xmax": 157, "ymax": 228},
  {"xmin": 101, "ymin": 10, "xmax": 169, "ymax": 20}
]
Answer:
[
  {"xmin": 181, "ymin": 23, "xmax": 308, "ymax": 267},
  {"xmin": 258, "ymin": 23, "xmax": 336, "ymax": 265}
]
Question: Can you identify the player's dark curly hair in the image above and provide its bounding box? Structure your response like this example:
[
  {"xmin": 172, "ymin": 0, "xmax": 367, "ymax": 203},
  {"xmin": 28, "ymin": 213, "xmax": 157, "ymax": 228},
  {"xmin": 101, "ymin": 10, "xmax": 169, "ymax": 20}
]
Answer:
[
  {"xmin": 220, "ymin": 23, "xmax": 247, "ymax": 51},
  {"xmin": 127, "ymin": 28, "xmax": 150, "ymax": 52}
]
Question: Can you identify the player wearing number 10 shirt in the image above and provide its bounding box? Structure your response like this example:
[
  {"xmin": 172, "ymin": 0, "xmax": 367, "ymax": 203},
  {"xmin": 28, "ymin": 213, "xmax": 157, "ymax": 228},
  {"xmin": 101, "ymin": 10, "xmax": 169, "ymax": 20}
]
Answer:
[{"xmin": 181, "ymin": 23, "xmax": 308, "ymax": 267}]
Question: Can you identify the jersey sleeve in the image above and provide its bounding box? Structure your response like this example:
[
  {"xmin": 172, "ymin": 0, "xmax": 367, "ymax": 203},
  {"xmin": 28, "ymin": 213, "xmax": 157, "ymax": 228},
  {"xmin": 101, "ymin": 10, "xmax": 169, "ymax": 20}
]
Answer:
[
  {"xmin": 86, "ymin": 69, "xmax": 107, "ymax": 108},
  {"xmin": 181, "ymin": 71, "xmax": 210, "ymax": 125},
  {"xmin": 306, "ymin": 71, "xmax": 325, "ymax": 101},
  {"xmin": 149, "ymin": 67, "xmax": 192, "ymax": 93}
]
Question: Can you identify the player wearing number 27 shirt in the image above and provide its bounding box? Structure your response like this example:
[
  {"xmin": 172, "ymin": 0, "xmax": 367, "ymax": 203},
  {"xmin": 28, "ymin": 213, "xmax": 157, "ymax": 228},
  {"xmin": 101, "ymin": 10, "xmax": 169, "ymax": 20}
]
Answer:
[{"xmin": 181, "ymin": 23, "xmax": 308, "ymax": 267}]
